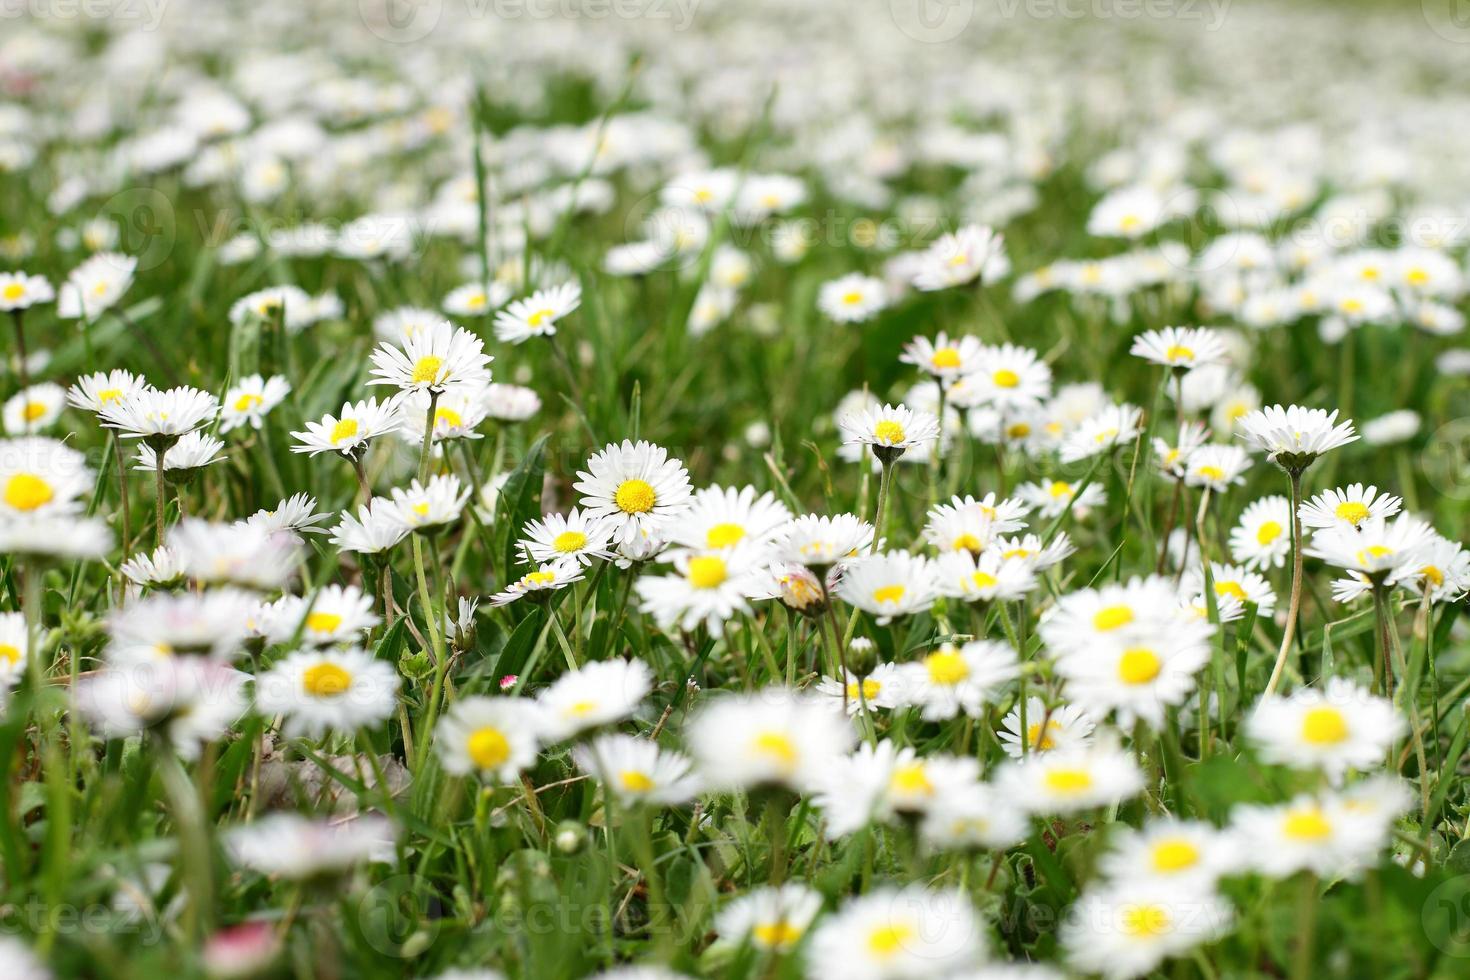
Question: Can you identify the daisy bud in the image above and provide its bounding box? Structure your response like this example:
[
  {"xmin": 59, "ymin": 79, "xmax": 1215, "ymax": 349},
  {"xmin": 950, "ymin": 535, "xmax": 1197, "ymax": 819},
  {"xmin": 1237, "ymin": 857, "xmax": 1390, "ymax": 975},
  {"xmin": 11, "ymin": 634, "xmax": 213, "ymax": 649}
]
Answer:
[{"xmin": 554, "ymin": 820, "xmax": 587, "ymax": 854}]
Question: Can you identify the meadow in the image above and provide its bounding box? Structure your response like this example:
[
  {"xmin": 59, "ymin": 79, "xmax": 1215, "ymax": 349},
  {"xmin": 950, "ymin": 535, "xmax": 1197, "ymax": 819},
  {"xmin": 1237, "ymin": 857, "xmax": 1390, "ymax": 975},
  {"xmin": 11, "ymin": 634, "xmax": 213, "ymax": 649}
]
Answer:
[{"xmin": 2, "ymin": 1, "xmax": 1470, "ymax": 977}]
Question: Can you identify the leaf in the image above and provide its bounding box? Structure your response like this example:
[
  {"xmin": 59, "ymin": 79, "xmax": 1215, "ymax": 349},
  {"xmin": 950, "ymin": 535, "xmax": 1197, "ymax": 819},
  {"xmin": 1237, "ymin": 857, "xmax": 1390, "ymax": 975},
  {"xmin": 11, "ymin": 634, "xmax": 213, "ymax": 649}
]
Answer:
[{"xmin": 494, "ymin": 434, "xmax": 551, "ymax": 582}]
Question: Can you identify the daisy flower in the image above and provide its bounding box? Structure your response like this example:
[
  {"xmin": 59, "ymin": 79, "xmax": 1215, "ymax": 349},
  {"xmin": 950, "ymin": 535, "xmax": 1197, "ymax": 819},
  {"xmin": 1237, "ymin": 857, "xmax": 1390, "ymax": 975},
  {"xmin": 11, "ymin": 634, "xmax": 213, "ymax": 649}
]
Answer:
[
  {"xmin": 715, "ymin": 884, "xmax": 823, "ymax": 952},
  {"xmin": 912, "ymin": 223, "xmax": 1005, "ymax": 291},
  {"xmin": 1247, "ymin": 677, "xmax": 1404, "ymax": 783},
  {"xmin": 574, "ymin": 440, "xmax": 692, "ymax": 546},
  {"xmin": 1153, "ymin": 422, "xmax": 1209, "ymax": 479},
  {"xmin": 3, "ymin": 383, "xmax": 65, "ymax": 433},
  {"xmin": 265, "ymin": 584, "xmax": 381, "ymax": 646},
  {"xmin": 662, "ymin": 484, "xmax": 792, "ymax": 556},
  {"xmin": 1229, "ymin": 792, "xmax": 1391, "ymax": 879},
  {"xmin": 493, "ymin": 282, "xmax": 581, "ymax": 344},
  {"xmin": 535, "ymin": 658, "xmax": 652, "ymax": 741},
  {"xmin": 385, "ymin": 474, "xmax": 470, "ymax": 533},
  {"xmin": 443, "ymin": 280, "xmax": 511, "ymax": 318},
  {"xmin": 897, "ymin": 641, "xmax": 1019, "ymax": 721},
  {"xmin": 1039, "ymin": 575, "xmax": 1183, "ymax": 650},
  {"xmin": 992, "ymin": 531, "xmax": 1075, "ymax": 571},
  {"xmin": 836, "ymin": 550, "xmax": 937, "ymax": 622},
  {"xmin": 1236, "ymin": 404, "xmax": 1357, "ymax": 470},
  {"xmin": 167, "ymin": 519, "xmax": 303, "ymax": 590},
  {"xmin": 436, "ymin": 696, "xmax": 543, "ymax": 782},
  {"xmin": 1181, "ymin": 562, "xmax": 1276, "ymax": 622},
  {"xmin": 291, "ymin": 396, "xmax": 401, "ymax": 458},
  {"xmin": 816, "ymin": 663, "xmax": 906, "ymax": 715},
  {"xmin": 1097, "ymin": 818, "xmax": 1238, "ymax": 889},
  {"xmin": 1404, "ymin": 533, "xmax": 1470, "ymax": 603},
  {"xmin": 225, "ymin": 813, "xmax": 395, "ymax": 879},
  {"xmin": 838, "ymin": 403, "xmax": 941, "ymax": 463},
  {"xmin": 0, "ymin": 937, "xmax": 48, "ymax": 980},
  {"xmin": 1015, "ymin": 479, "xmax": 1107, "ymax": 519},
  {"xmin": 73, "ymin": 660, "xmax": 249, "ymax": 759},
  {"xmin": 775, "ymin": 513, "xmax": 875, "ymax": 568},
  {"xmin": 397, "ymin": 388, "xmax": 490, "ymax": 443},
  {"xmin": 368, "ymin": 318, "xmax": 492, "ymax": 394},
  {"xmin": 998, "ymin": 698, "xmax": 1095, "ymax": 759},
  {"xmin": 481, "ymin": 383, "xmax": 542, "ymax": 422},
  {"xmin": 0, "ymin": 271, "xmax": 54, "ymax": 310},
  {"xmin": 254, "ymin": 647, "xmax": 401, "ymax": 738},
  {"xmin": 120, "ymin": 545, "xmax": 185, "ymax": 590},
  {"xmin": 1053, "ymin": 615, "xmax": 1215, "ymax": 729},
  {"xmin": 0, "ymin": 437, "xmax": 92, "ymax": 518},
  {"xmin": 1062, "ymin": 880, "xmax": 1233, "ymax": 980},
  {"xmin": 922, "ymin": 493, "xmax": 1030, "ymax": 554},
  {"xmin": 1228, "ymin": 495, "xmax": 1292, "ymax": 570},
  {"xmin": 685, "ymin": 689, "xmax": 855, "ymax": 793},
  {"xmin": 818, "ymin": 273, "xmax": 888, "ymax": 323},
  {"xmin": 1059, "ymin": 404, "xmax": 1143, "ymax": 463},
  {"xmin": 227, "ymin": 285, "xmax": 314, "ymax": 331},
  {"xmin": 134, "ymin": 430, "xmax": 226, "ymax": 477},
  {"xmin": 1183, "ymin": 444, "xmax": 1251, "ymax": 492},
  {"xmin": 66, "ymin": 369, "xmax": 143, "ymax": 415},
  {"xmin": 1305, "ymin": 513, "xmax": 1435, "ymax": 583},
  {"xmin": 932, "ymin": 548, "xmax": 1037, "ymax": 603},
  {"xmin": 572, "ymin": 733, "xmax": 701, "ymax": 806},
  {"xmin": 635, "ymin": 544, "xmax": 763, "ymax": 632},
  {"xmin": 813, "ymin": 742, "xmax": 981, "ymax": 836},
  {"xmin": 219, "ymin": 374, "xmax": 291, "ymax": 432},
  {"xmin": 899, "ymin": 332, "xmax": 984, "ymax": 380},
  {"xmin": 242, "ymin": 493, "xmax": 331, "ymax": 539},
  {"xmin": 1130, "ymin": 326, "xmax": 1228, "ymax": 371},
  {"xmin": 966, "ymin": 343, "xmax": 1053, "ymax": 412},
  {"xmin": 805, "ymin": 886, "xmax": 983, "ymax": 980},
  {"xmin": 996, "ymin": 743, "xmax": 1146, "ymax": 814},
  {"xmin": 0, "ymin": 612, "xmax": 29, "ymax": 691},
  {"xmin": 518, "ymin": 508, "xmax": 617, "ymax": 566},
  {"xmin": 0, "ymin": 515, "xmax": 111, "ymax": 562},
  {"xmin": 1298, "ymin": 483, "xmax": 1401, "ymax": 532},
  {"xmin": 99, "ymin": 386, "xmax": 219, "ymax": 444},
  {"xmin": 489, "ymin": 559, "xmax": 584, "ymax": 606},
  {"xmin": 57, "ymin": 252, "xmax": 136, "ymax": 319},
  {"xmin": 919, "ymin": 782, "xmax": 1031, "ymax": 852},
  {"xmin": 329, "ymin": 501, "xmax": 410, "ymax": 556}
]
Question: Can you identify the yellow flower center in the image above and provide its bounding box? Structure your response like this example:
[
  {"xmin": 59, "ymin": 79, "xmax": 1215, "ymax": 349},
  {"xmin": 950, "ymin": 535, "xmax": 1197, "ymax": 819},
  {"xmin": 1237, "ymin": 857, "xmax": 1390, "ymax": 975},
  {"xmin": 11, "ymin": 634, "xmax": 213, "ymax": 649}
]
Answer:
[
  {"xmin": 1422, "ymin": 565, "xmax": 1445, "ymax": 587},
  {"xmin": 1007, "ymin": 422, "xmax": 1031, "ymax": 438},
  {"xmin": 992, "ymin": 368, "xmax": 1020, "ymax": 388},
  {"xmin": 931, "ymin": 347, "xmax": 961, "ymax": 369},
  {"xmin": 614, "ymin": 479, "xmax": 656, "ymax": 514},
  {"xmin": 866, "ymin": 922, "xmax": 915, "ymax": 959},
  {"xmin": 842, "ymin": 290, "xmax": 864, "ymax": 305},
  {"xmin": 1048, "ymin": 480, "xmax": 1072, "ymax": 499},
  {"xmin": 329, "ymin": 418, "xmax": 359, "ymax": 445},
  {"xmin": 753, "ymin": 920, "xmax": 803, "ymax": 948},
  {"xmin": 1151, "ymin": 838, "xmax": 1200, "ymax": 872},
  {"xmin": 617, "ymin": 769, "xmax": 654, "ymax": 793},
  {"xmin": 846, "ymin": 678, "xmax": 881, "ymax": 700},
  {"xmin": 952, "ymin": 533, "xmax": 983, "ymax": 553},
  {"xmin": 467, "ymin": 726, "xmax": 511, "ymax": 768},
  {"xmin": 1215, "ymin": 581, "xmax": 1247, "ymax": 602},
  {"xmin": 1301, "ymin": 706, "xmax": 1348, "ymax": 744},
  {"xmin": 1093, "ymin": 605, "xmax": 1134, "ymax": 631},
  {"xmin": 302, "ymin": 662, "xmax": 352, "ymax": 698},
  {"xmin": 305, "ymin": 612, "xmax": 343, "ymax": 634},
  {"xmin": 752, "ymin": 731, "xmax": 798, "ymax": 770},
  {"xmin": 1044, "ymin": 767, "xmax": 1093, "ymax": 793},
  {"xmin": 1356, "ymin": 544, "xmax": 1393, "ymax": 565},
  {"xmin": 1197, "ymin": 465, "xmax": 1225, "ymax": 482},
  {"xmin": 434, "ymin": 407, "xmax": 463, "ymax": 429},
  {"xmin": 1406, "ymin": 267, "xmax": 1429, "ymax": 285},
  {"xmin": 705, "ymin": 522, "xmax": 746, "ymax": 548},
  {"xmin": 872, "ymin": 584, "xmax": 906, "ymax": 606},
  {"xmin": 873, "ymin": 420, "xmax": 906, "ymax": 444},
  {"xmin": 1335, "ymin": 501, "xmax": 1370, "ymax": 525},
  {"xmin": 526, "ymin": 308, "xmax": 555, "ymax": 328},
  {"xmin": 890, "ymin": 763, "xmax": 934, "ymax": 796},
  {"xmin": 3, "ymin": 473, "xmax": 54, "ymax": 512},
  {"xmin": 1118, "ymin": 648, "xmax": 1162, "ymax": 685},
  {"xmin": 98, "ymin": 388, "xmax": 123, "ymax": 403},
  {"xmin": 1283, "ymin": 807, "xmax": 1332, "ymax": 840},
  {"xmin": 552, "ymin": 530, "xmax": 588, "ymax": 553},
  {"xmin": 925, "ymin": 649, "xmax": 969, "ymax": 685},
  {"xmin": 523, "ymin": 570, "xmax": 557, "ymax": 587},
  {"xmin": 970, "ymin": 571, "xmax": 998, "ymax": 590},
  {"xmin": 1027, "ymin": 720, "xmax": 1059, "ymax": 751},
  {"xmin": 2, "ymin": 283, "xmax": 24, "ymax": 300},
  {"xmin": 0, "ymin": 644, "xmax": 21, "ymax": 665},
  {"xmin": 234, "ymin": 393, "xmax": 264, "ymax": 412},
  {"xmin": 687, "ymin": 556, "xmax": 728, "ymax": 589},
  {"xmin": 1256, "ymin": 520, "xmax": 1282, "ymax": 545},
  {"xmin": 1164, "ymin": 344, "xmax": 1194, "ymax": 362},
  {"xmin": 1120, "ymin": 903, "xmax": 1171, "ymax": 938},
  {"xmin": 410, "ymin": 355, "xmax": 444, "ymax": 384}
]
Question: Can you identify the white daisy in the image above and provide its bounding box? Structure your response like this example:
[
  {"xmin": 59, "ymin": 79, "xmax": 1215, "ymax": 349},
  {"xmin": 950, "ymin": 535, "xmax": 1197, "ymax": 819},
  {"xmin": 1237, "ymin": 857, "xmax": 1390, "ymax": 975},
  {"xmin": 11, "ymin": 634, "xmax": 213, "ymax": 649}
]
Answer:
[
  {"xmin": 573, "ymin": 440, "xmax": 692, "ymax": 546},
  {"xmin": 493, "ymin": 282, "xmax": 581, "ymax": 344},
  {"xmin": 254, "ymin": 647, "xmax": 401, "ymax": 738}
]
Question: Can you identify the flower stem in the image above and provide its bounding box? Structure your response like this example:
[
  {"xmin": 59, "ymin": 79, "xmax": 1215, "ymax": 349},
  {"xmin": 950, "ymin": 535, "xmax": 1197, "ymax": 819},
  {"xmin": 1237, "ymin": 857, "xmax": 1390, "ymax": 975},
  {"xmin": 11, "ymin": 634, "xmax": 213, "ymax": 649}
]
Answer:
[
  {"xmin": 112, "ymin": 431, "xmax": 132, "ymax": 553},
  {"xmin": 1262, "ymin": 467, "xmax": 1304, "ymax": 700}
]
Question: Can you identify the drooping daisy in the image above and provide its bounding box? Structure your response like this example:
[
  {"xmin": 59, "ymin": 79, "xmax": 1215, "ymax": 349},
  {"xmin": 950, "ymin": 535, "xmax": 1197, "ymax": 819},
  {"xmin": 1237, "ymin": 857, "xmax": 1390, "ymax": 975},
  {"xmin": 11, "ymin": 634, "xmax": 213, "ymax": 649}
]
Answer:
[
  {"xmin": 254, "ymin": 647, "xmax": 401, "ymax": 738},
  {"xmin": 1403, "ymin": 533, "xmax": 1470, "ymax": 603},
  {"xmin": 1182, "ymin": 444, "xmax": 1251, "ymax": 492},
  {"xmin": 493, "ymin": 282, "xmax": 581, "ymax": 344},
  {"xmin": 1098, "ymin": 818, "xmax": 1238, "ymax": 889},
  {"xmin": 775, "ymin": 513, "xmax": 875, "ymax": 568},
  {"xmin": 1228, "ymin": 494, "xmax": 1292, "ymax": 570},
  {"xmin": 899, "ymin": 332, "xmax": 984, "ymax": 380},
  {"xmin": 818, "ymin": 273, "xmax": 889, "ymax": 323},
  {"xmin": 635, "ymin": 544, "xmax": 763, "ymax": 632},
  {"xmin": 1298, "ymin": 483, "xmax": 1401, "ymax": 533},
  {"xmin": 0, "ymin": 437, "xmax": 92, "ymax": 518},
  {"xmin": 66, "ymin": 369, "xmax": 144, "ymax": 415},
  {"xmin": 291, "ymin": 396, "xmax": 402, "ymax": 458},
  {"xmin": 219, "ymin": 374, "xmax": 291, "ymax": 432},
  {"xmin": 997, "ymin": 698, "xmax": 1095, "ymax": 759},
  {"xmin": 436, "ymin": 696, "xmax": 543, "ymax": 782},
  {"xmin": 535, "ymin": 659, "xmax": 652, "ymax": 741},
  {"xmin": 134, "ymin": 430, "xmax": 227, "ymax": 478},
  {"xmin": 241, "ymin": 493, "xmax": 331, "ymax": 539},
  {"xmin": 992, "ymin": 531, "xmax": 1076, "ymax": 571},
  {"xmin": 912, "ymin": 223, "xmax": 1005, "ymax": 291},
  {"xmin": 838, "ymin": 403, "xmax": 941, "ymax": 463},
  {"xmin": 897, "ymin": 641, "xmax": 1019, "ymax": 721},
  {"xmin": 805, "ymin": 886, "xmax": 983, "ymax": 980},
  {"xmin": 368, "ymin": 318, "xmax": 492, "ymax": 394},
  {"xmin": 1130, "ymin": 326, "xmax": 1228, "ymax": 372},
  {"xmin": 1059, "ymin": 404, "xmax": 1143, "ymax": 463},
  {"xmin": 662, "ymin": 484, "xmax": 792, "ymax": 556},
  {"xmin": 1236, "ymin": 404, "xmax": 1357, "ymax": 470},
  {"xmin": 996, "ymin": 743, "xmax": 1146, "ymax": 814},
  {"xmin": 2, "ymin": 382, "xmax": 65, "ymax": 433},
  {"xmin": 685, "ymin": 689, "xmax": 855, "ymax": 793},
  {"xmin": 1062, "ymin": 879, "xmax": 1233, "ymax": 980},
  {"xmin": 1152, "ymin": 422, "xmax": 1209, "ymax": 480},
  {"xmin": 1015, "ymin": 479, "xmax": 1107, "ymax": 519},
  {"xmin": 836, "ymin": 551, "xmax": 937, "ymax": 622},
  {"xmin": 574, "ymin": 440, "xmax": 692, "ymax": 546},
  {"xmin": 225, "ymin": 813, "xmax": 396, "ymax": 879},
  {"xmin": 572, "ymin": 733, "xmax": 700, "ymax": 806},
  {"xmin": 57, "ymin": 252, "xmax": 136, "ymax": 319},
  {"xmin": 518, "ymin": 508, "xmax": 617, "ymax": 566},
  {"xmin": 1247, "ymin": 677, "xmax": 1404, "ymax": 783},
  {"xmin": 489, "ymin": 559, "xmax": 585, "ymax": 606},
  {"xmin": 715, "ymin": 884, "xmax": 823, "ymax": 953},
  {"xmin": 99, "ymin": 386, "xmax": 220, "ymax": 444}
]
